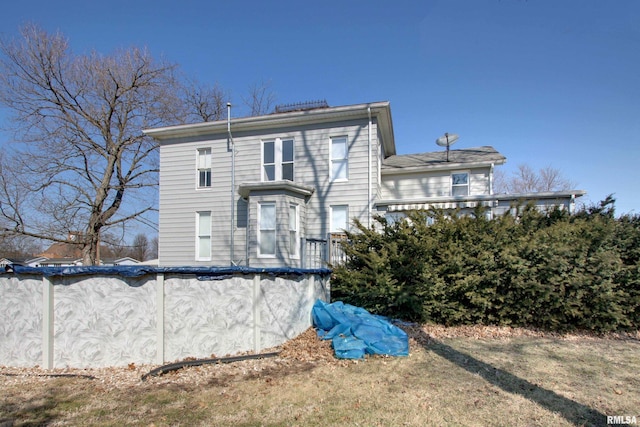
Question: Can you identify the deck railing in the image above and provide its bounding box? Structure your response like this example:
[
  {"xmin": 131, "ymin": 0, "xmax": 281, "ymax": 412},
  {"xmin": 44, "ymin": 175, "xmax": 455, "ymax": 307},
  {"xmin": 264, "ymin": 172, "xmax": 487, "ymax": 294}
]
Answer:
[{"xmin": 303, "ymin": 233, "xmax": 348, "ymax": 268}]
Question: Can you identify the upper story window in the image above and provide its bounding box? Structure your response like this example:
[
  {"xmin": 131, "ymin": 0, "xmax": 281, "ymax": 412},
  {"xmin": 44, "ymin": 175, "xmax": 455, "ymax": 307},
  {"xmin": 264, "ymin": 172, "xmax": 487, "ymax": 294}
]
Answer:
[
  {"xmin": 263, "ymin": 138, "xmax": 294, "ymax": 181},
  {"xmin": 197, "ymin": 148, "xmax": 212, "ymax": 188},
  {"xmin": 258, "ymin": 202, "xmax": 276, "ymax": 257},
  {"xmin": 330, "ymin": 136, "xmax": 348, "ymax": 181},
  {"xmin": 451, "ymin": 172, "xmax": 469, "ymax": 196},
  {"xmin": 196, "ymin": 211, "xmax": 211, "ymax": 260}
]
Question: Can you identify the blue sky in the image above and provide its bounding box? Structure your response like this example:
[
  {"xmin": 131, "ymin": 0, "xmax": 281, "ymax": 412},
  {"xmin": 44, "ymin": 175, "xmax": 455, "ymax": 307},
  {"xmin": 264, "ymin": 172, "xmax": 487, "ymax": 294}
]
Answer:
[{"xmin": 1, "ymin": 0, "xmax": 639, "ymax": 215}]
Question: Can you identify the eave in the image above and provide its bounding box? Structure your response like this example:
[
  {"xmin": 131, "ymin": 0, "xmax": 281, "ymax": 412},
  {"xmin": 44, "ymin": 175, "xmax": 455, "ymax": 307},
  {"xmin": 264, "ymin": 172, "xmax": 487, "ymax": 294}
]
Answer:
[
  {"xmin": 143, "ymin": 101, "xmax": 396, "ymax": 156},
  {"xmin": 381, "ymin": 159, "xmax": 505, "ymax": 175},
  {"xmin": 238, "ymin": 180, "xmax": 316, "ymax": 199}
]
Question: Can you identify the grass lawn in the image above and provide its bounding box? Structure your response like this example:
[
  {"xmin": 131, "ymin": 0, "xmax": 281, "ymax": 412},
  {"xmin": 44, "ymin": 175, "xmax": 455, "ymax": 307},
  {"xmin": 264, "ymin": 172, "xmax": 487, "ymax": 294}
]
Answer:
[{"xmin": 1, "ymin": 325, "xmax": 638, "ymax": 426}]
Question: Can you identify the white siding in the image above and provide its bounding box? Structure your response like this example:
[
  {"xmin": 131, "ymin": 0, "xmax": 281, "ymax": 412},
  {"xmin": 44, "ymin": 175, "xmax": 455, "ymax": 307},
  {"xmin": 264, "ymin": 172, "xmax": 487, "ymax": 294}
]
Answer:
[{"xmin": 381, "ymin": 166, "xmax": 492, "ymax": 200}]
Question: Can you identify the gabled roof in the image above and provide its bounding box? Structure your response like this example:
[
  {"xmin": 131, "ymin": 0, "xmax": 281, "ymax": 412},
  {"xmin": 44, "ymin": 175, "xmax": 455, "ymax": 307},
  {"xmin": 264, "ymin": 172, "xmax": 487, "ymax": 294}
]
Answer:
[{"xmin": 382, "ymin": 146, "xmax": 506, "ymax": 174}]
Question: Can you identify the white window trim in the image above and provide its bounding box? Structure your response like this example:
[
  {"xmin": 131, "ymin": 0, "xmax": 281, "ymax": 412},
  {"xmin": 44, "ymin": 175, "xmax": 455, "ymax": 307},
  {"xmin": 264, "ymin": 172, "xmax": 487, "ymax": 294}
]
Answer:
[
  {"xmin": 196, "ymin": 211, "xmax": 212, "ymax": 261},
  {"xmin": 196, "ymin": 148, "xmax": 212, "ymax": 189},
  {"xmin": 262, "ymin": 137, "xmax": 294, "ymax": 182},
  {"xmin": 330, "ymin": 205, "xmax": 349, "ymax": 233},
  {"xmin": 330, "ymin": 135, "xmax": 349, "ymax": 182},
  {"xmin": 451, "ymin": 171, "xmax": 470, "ymax": 197},
  {"xmin": 289, "ymin": 204, "xmax": 300, "ymax": 259},
  {"xmin": 257, "ymin": 202, "xmax": 277, "ymax": 258}
]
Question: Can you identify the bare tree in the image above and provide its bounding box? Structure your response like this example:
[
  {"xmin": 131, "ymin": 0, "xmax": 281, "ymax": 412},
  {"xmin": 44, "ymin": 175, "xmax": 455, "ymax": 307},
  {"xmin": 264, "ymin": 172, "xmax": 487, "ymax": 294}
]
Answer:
[
  {"xmin": 494, "ymin": 164, "xmax": 576, "ymax": 194},
  {"xmin": 242, "ymin": 79, "xmax": 276, "ymax": 116},
  {"xmin": 0, "ymin": 24, "xmax": 187, "ymax": 265},
  {"xmin": 181, "ymin": 78, "xmax": 230, "ymax": 122},
  {"xmin": 0, "ymin": 231, "xmax": 42, "ymax": 260},
  {"xmin": 148, "ymin": 235, "xmax": 158, "ymax": 260},
  {"xmin": 129, "ymin": 233, "xmax": 150, "ymax": 261}
]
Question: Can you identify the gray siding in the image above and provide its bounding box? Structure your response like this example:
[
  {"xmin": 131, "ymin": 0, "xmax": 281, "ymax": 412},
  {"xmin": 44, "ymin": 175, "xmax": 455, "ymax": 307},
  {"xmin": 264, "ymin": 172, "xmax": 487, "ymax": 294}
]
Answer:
[
  {"xmin": 381, "ymin": 166, "xmax": 492, "ymax": 200},
  {"xmin": 159, "ymin": 135, "xmax": 246, "ymax": 266},
  {"xmin": 159, "ymin": 117, "xmax": 380, "ymax": 266}
]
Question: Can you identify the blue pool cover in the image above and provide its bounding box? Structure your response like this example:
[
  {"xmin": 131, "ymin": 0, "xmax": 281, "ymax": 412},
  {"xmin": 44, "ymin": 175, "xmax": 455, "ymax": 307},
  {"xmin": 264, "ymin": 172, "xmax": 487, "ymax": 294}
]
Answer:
[{"xmin": 312, "ymin": 300, "xmax": 409, "ymax": 359}]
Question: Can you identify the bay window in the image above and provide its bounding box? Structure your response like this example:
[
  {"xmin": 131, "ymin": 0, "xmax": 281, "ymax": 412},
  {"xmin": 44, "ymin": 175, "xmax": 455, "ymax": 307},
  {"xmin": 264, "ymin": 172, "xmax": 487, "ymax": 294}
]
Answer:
[{"xmin": 258, "ymin": 202, "xmax": 276, "ymax": 256}]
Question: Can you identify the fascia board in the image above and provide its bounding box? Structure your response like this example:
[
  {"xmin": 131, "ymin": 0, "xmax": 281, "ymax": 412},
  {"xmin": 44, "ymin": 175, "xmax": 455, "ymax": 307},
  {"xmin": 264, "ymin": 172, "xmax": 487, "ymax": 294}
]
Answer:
[
  {"xmin": 144, "ymin": 101, "xmax": 393, "ymax": 141},
  {"xmin": 381, "ymin": 160, "xmax": 505, "ymax": 175}
]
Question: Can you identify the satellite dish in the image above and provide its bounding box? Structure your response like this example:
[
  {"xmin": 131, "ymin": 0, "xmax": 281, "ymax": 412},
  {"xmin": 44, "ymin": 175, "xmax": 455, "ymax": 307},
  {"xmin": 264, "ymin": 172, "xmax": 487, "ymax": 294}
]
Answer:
[{"xmin": 435, "ymin": 133, "xmax": 459, "ymax": 161}]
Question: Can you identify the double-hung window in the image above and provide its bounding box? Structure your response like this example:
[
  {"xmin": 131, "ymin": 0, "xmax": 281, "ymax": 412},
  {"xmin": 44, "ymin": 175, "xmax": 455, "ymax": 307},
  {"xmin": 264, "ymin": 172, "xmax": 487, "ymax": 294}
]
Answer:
[
  {"xmin": 289, "ymin": 204, "xmax": 299, "ymax": 258},
  {"xmin": 330, "ymin": 205, "xmax": 349, "ymax": 233},
  {"xmin": 196, "ymin": 211, "xmax": 211, "ymax": 260},
  {"xmin": 263, "ymin": 138, "xmax": 294, "ymax": 181},
  {"xmin": 258, "ymin": 202, "xmax": 276, "ymax": 257},
  {"xmin": 330, "ymin": 136, "xmax": 348, "ymax": 181},
  {"xmin": 451, "ymin": 172, "xmax": 469, "ymax": 196},
  {"xmin": 197, "ymin": 148, "xmax": 212, "ymax": 188}
]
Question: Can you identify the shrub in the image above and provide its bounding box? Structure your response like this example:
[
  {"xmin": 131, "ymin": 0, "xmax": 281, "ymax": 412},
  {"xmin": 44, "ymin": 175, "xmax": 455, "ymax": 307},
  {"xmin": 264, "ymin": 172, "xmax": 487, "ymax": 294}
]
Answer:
[{"xmin": 331, "ymin": 199, "xmax": 639, "ymax": 332}]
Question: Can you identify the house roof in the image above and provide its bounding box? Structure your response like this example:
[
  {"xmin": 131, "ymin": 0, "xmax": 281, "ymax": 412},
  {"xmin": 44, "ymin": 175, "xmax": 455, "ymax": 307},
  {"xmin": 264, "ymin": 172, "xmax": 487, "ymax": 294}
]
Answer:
[
  {"xmin": 382, "ymin": 146, "xmax": 506, "ymax": 174},
  {"xmin": 37, "ymin": 241, "xmax": 82, "ymax": 260},
  {"xmin": 143, "ymin": 101, "xmax": 397, "ymax": 156}
]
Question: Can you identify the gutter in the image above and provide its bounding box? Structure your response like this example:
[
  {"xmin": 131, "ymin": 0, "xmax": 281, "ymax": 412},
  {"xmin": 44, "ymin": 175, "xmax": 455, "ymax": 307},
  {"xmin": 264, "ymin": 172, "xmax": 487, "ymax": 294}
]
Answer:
[{"xmin": 382, "ymin": 160, "xmax": 506, "ymax": 175}]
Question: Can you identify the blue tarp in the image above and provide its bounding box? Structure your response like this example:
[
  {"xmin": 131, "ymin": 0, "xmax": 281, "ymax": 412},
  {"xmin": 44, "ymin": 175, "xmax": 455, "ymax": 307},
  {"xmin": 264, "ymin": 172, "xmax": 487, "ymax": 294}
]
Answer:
[{"xmin": 312, "ymin": 299, "xmax": 409, "ymax": 360}]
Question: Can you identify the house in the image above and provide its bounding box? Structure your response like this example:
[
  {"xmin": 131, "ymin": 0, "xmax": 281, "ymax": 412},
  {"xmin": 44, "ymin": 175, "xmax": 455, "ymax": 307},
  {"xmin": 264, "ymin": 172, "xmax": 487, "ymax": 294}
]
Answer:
[
  {"xmin": 27, "ymin": 238, "xmax": 84, "ymax": 267},
  {"xmin": 144, "ymin": 101, "xmax": 584, "ymax": 268},
  {"xmin": 25, "ymin": 234, "xmax": 141, "ymax": 267}
]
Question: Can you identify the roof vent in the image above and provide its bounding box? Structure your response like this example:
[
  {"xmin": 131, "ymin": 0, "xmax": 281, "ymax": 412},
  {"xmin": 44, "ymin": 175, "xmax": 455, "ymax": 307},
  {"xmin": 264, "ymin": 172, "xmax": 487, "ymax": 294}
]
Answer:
[{"xmin": 274, "ymin": 100, "xmax": 329, "ymax": 114}]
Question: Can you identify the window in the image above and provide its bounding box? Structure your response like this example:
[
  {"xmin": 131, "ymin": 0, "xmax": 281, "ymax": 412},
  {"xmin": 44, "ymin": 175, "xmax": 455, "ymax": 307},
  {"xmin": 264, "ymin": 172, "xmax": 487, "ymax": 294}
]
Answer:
[
  {"xmin": 289, "ymin": 204, "xmax": 299, "ymax": 258},
  {"xmin": 258, "ymin": 202, "xmax": 276, "ymax": 256},
  {"xmin": 384, "ymin": 212, "xmax": 406, "ymax": 225},
  {"xmin": 330, "ymin": 205, "xmax": 348, "ymax": 233},
  {"xmin": 330, "ymin": 136, "xmax": 348, "ymax": 181},
  {"xmin": 196, "ymin": 211, "xmax": 211, "ymax": 260},
  {"xmin": 451, "ymin": 172, "xmax": 469, "ymax": 196},
  {"xmin": 197, "ymin": 148, "xmax": 212, "ymax": 188},
  {"xmin": 263, "ymin": 138, "xmax": 294, "ymax": 181},
  {"xmin": 282, "ymin": 139, "xmax": 294, "ymax": 181}
]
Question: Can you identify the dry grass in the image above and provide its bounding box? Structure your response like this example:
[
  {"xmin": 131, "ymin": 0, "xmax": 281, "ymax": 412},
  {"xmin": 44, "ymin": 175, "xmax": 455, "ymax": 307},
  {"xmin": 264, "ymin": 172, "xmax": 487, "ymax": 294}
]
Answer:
[{"xmin": 1, "ymin": 325, "xmax": 639, "ymax": 426}]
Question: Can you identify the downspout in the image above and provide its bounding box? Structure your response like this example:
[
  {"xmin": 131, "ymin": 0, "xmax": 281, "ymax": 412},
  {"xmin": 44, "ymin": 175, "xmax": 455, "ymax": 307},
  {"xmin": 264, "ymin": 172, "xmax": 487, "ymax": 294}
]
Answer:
[
  {"xmin": 228, "ymin": 103, "xmax": 235, "ymax": 266},
  {"xmin": 489, "ymin": 163, "xmax": 495, "ymax": 219},
  {"xmin": 245, "ymin": 197, "xmax": 250, "ymax": 266},
  {"xmin": 489, "ymin": 163, "xmax": 494, "ymax": 195},
  {"xmin": 367, "ymin": 107, "xmax": 372, "ymax": 228}
]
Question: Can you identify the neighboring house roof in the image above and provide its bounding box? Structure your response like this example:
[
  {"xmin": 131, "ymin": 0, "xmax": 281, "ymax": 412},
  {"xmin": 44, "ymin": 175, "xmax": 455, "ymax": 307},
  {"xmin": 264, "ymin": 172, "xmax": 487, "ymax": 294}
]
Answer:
[
  {"xmin": 37, "ymin": 241, "xmax": 82, "ymax": 260},
  {"xmin": 382, "ymin": 146, "xmax": 507, "ymax": 174},
  {"xmin": 33, "ymin": 241, "xmax": 141, "ymax": 266}
]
